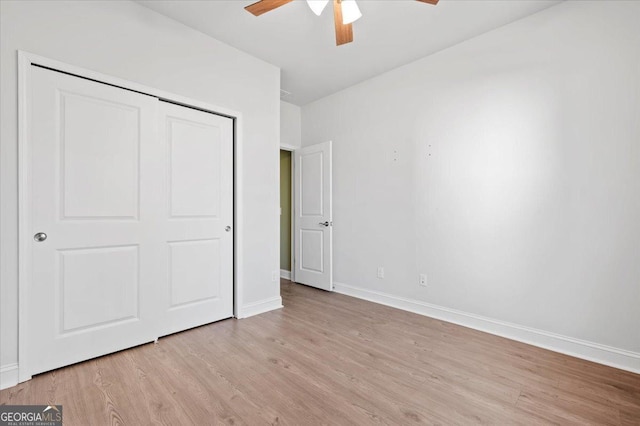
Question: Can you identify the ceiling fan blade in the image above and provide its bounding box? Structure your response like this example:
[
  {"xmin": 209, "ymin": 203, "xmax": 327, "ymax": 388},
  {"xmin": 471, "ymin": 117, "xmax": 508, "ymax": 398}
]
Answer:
[
  {"xmin": 416, "ymin": 0, "xmax": 439, "ymax": 4},
  {"xmin": 333, "ymin": 0, "xmax": 353, "ymax": 46},
  {"xmin": 245, "ymin": 0, "xmax": 294, "ymax": 16}
]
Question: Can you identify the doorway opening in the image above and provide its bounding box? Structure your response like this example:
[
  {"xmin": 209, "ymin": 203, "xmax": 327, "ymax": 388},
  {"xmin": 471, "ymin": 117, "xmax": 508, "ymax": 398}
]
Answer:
[{"xmin": 280, "ymin": 149, "xmax": 293, "ymax": 280}]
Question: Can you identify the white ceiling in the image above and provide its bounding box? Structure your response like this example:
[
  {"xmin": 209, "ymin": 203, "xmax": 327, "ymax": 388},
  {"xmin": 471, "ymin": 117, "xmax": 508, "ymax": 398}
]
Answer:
[{"xmin": 137, "ymin": 0, "xmax": 561, "ymax": 105}]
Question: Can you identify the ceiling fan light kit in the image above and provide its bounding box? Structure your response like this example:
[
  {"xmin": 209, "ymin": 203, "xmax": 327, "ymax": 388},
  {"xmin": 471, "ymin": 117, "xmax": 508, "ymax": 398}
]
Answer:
[
  {"xmin": 307, "ymin": 0, "xmax": 330, "ymax": 16},
  {"xmin": 245, "ymin": 0, "xmax": 439, "ymax": 46},
  {"xmin": 339, "ymin": 0, "xmax": 362, "ymax": 25}
]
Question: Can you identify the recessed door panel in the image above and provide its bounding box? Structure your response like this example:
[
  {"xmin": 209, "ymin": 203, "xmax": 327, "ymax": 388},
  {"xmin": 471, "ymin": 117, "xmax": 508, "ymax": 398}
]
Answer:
[
  {"xmin": 60, "ymin": 92, "xmax": 140, "ymax": 220},
  {"xmin": 169, "ymin": 118, "xmax": 222, "ymax": 218},
  {"xmin": 169, "ymin": 239, "xmax": 221, "ymax": 308},
  {"xmin": 301, "ymin": 152, "xmax": 323, "ymax": 217},
  {"xmin": 300, "ymin": 230, "xmax": 324, "ymax": 273},
  {"xmin": 60, "ymin": 245, "xmax": 139, "ymax": 332}
]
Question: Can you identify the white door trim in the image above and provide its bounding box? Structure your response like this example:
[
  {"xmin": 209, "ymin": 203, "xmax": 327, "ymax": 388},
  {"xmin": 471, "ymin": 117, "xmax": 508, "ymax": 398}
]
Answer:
[
  {"xmin": 17, "ymin": 51, "xmax": 244, "ymax": 383},
  {"xmin": 279, "ymin": 143, "xmax": 298, "ymax": 151}
]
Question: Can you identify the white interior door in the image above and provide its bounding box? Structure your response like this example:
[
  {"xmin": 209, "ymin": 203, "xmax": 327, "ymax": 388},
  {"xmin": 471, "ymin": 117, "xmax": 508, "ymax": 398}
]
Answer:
[
  {"xmin": 28, "ymin": 66, "xmax": 162, "ymax": 375},
  {"xmin": 26, "ymin": 66, "xmax": 234, "ymax": 377},
  {"xmin": 158, "ymin": 101, "xmax": 234, "ymax": 336},
  {"xmin": 293, "ymin": 141, "xmax": 333, "ymax": 291}
]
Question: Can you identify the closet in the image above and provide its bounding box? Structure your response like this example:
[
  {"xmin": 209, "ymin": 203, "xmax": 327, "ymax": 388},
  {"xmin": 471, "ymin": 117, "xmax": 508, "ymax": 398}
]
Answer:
[{"xmin": 25, "ymin": 65, "xmax": 233, "ymax": 376}]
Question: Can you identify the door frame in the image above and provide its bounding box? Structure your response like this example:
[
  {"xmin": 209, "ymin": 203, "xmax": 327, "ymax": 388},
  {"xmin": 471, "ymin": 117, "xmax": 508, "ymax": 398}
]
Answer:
[
  {"xmin": 17, "ymin": 51, "xmax": 244, "ymax": 382},
  {"xmin": 279, "ymin": 144, "xmax": 296, "ymax": 282}
]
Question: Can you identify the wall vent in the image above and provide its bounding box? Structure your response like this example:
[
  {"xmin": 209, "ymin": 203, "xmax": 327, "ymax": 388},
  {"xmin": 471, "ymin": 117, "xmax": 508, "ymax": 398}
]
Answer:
[{"xmin": 280, "ymin": 89, "xmax": 292, "ymax": 99}]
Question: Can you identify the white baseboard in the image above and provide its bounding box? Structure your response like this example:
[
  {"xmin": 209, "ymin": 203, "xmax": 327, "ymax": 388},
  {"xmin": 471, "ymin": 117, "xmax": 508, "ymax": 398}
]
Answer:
[
  {"xmin": 334, "ymin": 282, "xmax": 640, "ymax": 374},
  {"xmin": 280, "ymin": 269, "xmax": 291, "ymax": 280},
  {"xmin": 237, "ymin": 296, "xmax": 283, "ymax": 319},
  {"xmin": 0, "ymin": 363, "xmax": 19, "ymax": 390}
]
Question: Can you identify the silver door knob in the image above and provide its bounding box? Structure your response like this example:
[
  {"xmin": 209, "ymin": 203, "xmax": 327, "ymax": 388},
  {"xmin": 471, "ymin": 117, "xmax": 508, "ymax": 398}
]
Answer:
[
  {"xmin": 319, "ymin": 221, "xmax": 329, "ymax": 227},
  {"xmin": 33, "ymin": 232, "xmax": 47, "ymax": 242},
  {"xmin": 225, "ymin": 226, "xmax": 231, "ymax": 232}
]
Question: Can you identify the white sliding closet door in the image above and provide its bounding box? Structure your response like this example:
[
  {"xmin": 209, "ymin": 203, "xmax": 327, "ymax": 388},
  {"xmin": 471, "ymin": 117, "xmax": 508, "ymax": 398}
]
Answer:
[
  {"xmin": 26, "ymin": 66, "xmax": 233, "ymax": 377},
  {"xmin": 28, "ymin": 66, "xmax": 162, "ymax": 375},
  {"xmin": 158, "ymin": 102, "xmax": 234, "ymax": 336}
]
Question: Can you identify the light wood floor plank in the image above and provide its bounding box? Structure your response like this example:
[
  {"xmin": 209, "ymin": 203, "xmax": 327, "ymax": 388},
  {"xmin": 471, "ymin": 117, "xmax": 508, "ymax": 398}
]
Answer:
[{"xmin": 2, "ymin": 279, "xmax": 638, "ymax": 425}]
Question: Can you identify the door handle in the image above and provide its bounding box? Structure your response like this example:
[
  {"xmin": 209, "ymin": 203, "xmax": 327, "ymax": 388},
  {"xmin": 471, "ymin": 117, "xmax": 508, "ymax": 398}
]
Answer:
[
  {"xmin": 34, "ymin": 232, "xmax": 47, "ymax": 242},
  {"xmin": 319, "ymin": 221, "xmax": 330, "ymax": 227}
]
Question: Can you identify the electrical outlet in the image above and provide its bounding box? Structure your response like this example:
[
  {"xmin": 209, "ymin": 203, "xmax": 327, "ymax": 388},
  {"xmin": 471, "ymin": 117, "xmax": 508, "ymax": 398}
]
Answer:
[
  {"xmin": 272, "ymin": 271, "xmax": 279, "ymax": 282},
  {"xmin": 419, "ymin": 274, "xmax": 427, "ymax": 287},
  {"xmin": 377, "ymin": 267, "xmax": 384, "ymax": 279}
]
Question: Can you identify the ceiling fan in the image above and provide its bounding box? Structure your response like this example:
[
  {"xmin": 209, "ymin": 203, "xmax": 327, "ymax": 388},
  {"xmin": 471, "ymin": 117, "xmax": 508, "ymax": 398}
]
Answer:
[{"xmin": 245, "ymin": 0, "xmax": 439, "ymax": 46}]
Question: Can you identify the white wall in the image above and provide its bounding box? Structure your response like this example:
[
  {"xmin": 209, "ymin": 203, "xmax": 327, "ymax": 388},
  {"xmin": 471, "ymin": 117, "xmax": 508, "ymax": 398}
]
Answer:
[
  {"xmin": 302, "ymin": 1, "xmax": 640, "ymax": 369},
  {"xmin": 1, "ymin": 0, "xmax": 281, "ymax": 386},
  {"xmin": 280, "ymin": 101, "xmax": 302, "ymax": 149}
]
